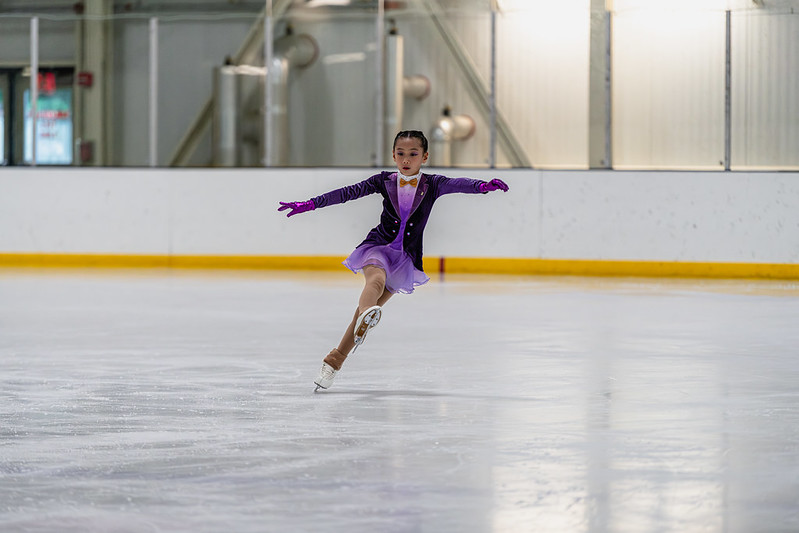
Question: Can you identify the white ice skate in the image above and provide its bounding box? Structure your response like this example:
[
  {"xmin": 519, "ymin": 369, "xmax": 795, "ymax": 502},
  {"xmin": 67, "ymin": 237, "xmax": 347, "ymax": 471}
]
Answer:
[
  {"xmin": 352, "ymin": 305, "xmax": 382, "ymax": 352},
  {"xmin": 314, "ymin": 362, "xmax": 337, "ymax": 391}
]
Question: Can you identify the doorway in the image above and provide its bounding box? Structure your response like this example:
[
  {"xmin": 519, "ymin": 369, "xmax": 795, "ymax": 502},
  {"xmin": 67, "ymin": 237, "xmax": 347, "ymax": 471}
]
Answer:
[{"xmin": 0, "ymin": 67, "xmax": 74, "ymax": 166}]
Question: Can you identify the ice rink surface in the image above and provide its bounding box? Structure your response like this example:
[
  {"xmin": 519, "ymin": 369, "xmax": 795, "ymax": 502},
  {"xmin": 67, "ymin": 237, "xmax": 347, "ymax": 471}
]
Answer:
[{"xmin": 1, "ymin": 268, "xmax": 798, "ymax": 533}]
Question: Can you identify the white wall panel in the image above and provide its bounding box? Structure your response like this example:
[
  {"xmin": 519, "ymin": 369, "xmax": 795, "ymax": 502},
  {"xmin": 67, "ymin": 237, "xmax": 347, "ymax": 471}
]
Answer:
[
  {"xmin": 170, "ymin": 168, "xmax": 383, "ymax": 255},
  {"xmin": 541, "ymin": 171, "xmax": 799, "ymax": 262},
  {"xmin": 0, "ymin": 169, "xmax": 171, "ymax": 254},
  {"xmin": 2, "ymin": 168, "xmax": 797, "ymax": 265},
  {"xmin": 420, "ymin": 168, "xmax": 541, "ymax": 258}
]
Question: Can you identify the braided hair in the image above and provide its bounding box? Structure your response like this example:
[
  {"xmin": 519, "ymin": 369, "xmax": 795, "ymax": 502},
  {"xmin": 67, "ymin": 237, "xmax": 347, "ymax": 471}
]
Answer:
[{"xmin": 393, "ymin": 130, "xmax": 428, "ymax": 153}]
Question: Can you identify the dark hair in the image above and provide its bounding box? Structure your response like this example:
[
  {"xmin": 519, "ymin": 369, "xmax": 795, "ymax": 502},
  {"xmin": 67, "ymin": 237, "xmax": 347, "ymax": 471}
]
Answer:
[{"xmin": 393, "ymin": 130, "xmax": 428, "ymax": 153}]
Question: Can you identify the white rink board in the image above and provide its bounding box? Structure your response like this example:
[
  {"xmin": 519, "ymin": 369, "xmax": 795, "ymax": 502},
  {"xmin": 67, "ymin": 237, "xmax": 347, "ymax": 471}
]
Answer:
[{"xmin": 1, "ymin": 167, "xmax": 797, "ymax": 264}]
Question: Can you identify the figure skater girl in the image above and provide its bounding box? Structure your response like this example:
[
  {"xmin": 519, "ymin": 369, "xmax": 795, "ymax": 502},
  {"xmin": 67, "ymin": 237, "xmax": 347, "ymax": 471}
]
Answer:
[{"xmin": 278, "ymin": 130, "xmax": 509, "ymax": 391}]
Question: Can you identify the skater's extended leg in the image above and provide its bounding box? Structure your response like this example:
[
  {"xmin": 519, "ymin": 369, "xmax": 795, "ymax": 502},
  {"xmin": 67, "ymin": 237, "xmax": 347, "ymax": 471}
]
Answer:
[
  {"xmin": 315, "ymin": 267, "xmax": 393, "ymax": 391},
  {"xmin": 336, "ymin": 285, "xmax": 392, "ymax": 357},
  {"xmin": 358, "ymin": 265, "xmax": 387, "ymax": 314}
]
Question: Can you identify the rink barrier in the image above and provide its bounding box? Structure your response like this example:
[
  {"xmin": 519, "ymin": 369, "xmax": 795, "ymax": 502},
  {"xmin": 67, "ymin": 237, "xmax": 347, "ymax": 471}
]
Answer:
[
  {"xmin": 1, "ymin": 253, "xmax": 799, "ymax": 280},
  {"xmin": 438, "ymin": 257, "xmax": 799, "ymax": 280},
  {"xmin": 0, "ymin": 254, "xmax": 344, "ymax": 271}
]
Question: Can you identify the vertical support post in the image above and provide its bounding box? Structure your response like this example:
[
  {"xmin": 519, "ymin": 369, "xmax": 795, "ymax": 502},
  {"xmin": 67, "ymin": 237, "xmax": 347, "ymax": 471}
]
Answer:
[
  {"xmin": 74, "ymin": 14, "xmax": 84, "ymax": 166},
  {"xmin": 489, "ymin": 0, "xmax": 497, "ymax": 169},
  {"xmin": 149, "ymin": 17, "xmax": 158, "ymax": 167},
  {"xmin": 82, "ymin": 0, "xmax": 113, "ymax": 166},
  {"xmin": 589, "ymin": 1, "xmax": 612, "ymax": 169},
  {"xmin": 724, "ymin": 9, "xmax": 732, "ymax": 171},
  {"xmin": 375, "ymin": 0, "xmax": 386, "ymax": 167},
  {"xmin": 30, "ymin": 16, "xmax": 39, "ymax": 166},
  {"xmin": 264, "ymin": 0, "xmax": 274, "ymax": 167},
  {"xmin": 604, "ymin": 9, "xmax": 612, "ymax": 169}
]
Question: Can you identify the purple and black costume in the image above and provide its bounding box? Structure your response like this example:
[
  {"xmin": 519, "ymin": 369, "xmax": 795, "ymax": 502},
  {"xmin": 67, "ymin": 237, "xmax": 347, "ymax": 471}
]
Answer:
[{"xmin": 311, "ymin": 171, "xmax": 488, "ymax": 294}]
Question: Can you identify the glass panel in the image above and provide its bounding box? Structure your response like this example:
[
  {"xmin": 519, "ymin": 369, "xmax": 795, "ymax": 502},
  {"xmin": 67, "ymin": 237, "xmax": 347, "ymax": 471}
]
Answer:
[
  {"xmin": 3, "ymin": 3, "xmax": 799, "ymax": 170},
  {"xmin": 612, "ymin": 4, "xmax": 726, "ymax": 170},
  {"xmin": 497, "ymin": 0, "xmax": 591, "ymax": 169},
  {"xmin": 732, "ymin": 11, "xmax": 799, "ymax": 170},
  {"xmin": 115, "ymin": 8, "xmax": 284, "ymax": 167},
  {"xmin": 24, "ymin": 83, "xmax": 73, "ymax": 166},
  {"xmin": 387, "ymin": 1, "xmax": 492, "ymax": 167},
  {"xmin": 113, "ymin": 16, "xmax": 157, "ymax": 167},
  {"xmin": 282, "ymin": 4, "xmax": 378, "ymax": 167}
]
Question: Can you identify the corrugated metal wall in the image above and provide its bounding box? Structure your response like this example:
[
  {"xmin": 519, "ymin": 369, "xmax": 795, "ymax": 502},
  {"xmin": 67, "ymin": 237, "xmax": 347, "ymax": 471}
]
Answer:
[
  {"xmin": 611, "ymin": 2, "xmax": 799, "ymax": 171},
  {"xmin": 396, "ymin": 0, "xmax": 799, "ymax": 170},
  {"xmin": 496, "ymin": 1, "xmax": 590, "ymax": 169},
  {"xmin": 733, "ymin": 11, "xmax": 799, "ymax": 170}
]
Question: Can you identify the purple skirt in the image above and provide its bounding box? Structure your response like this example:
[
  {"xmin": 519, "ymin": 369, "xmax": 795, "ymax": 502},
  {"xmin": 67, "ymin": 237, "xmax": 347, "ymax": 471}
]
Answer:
[{"xmin": 343, "ymin": 243, "xmax": 430, "ymax": 294}]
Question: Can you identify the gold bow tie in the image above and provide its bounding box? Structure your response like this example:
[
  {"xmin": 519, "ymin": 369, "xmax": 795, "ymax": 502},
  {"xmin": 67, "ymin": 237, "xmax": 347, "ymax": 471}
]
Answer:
[{"xmin": 399, "ymin": 177, "xmax": 418, "ymax": 188}]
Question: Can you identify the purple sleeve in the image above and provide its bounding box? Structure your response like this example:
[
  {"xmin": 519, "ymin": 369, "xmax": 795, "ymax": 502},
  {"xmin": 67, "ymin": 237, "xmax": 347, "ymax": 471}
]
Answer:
[
  {"xmin": 432, "ymin": 175, "xmax": 485, "ymax": 198},
  {"xmin": 311, "ymin": 173, "xmax": 382, "ymax": 208}
]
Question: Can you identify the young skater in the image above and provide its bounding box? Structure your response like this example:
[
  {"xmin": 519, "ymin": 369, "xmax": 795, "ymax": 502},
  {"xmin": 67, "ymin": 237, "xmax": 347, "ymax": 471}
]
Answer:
[{"xmin": 278, "ymin": 130, "xmax": 509, "ymax": 390}]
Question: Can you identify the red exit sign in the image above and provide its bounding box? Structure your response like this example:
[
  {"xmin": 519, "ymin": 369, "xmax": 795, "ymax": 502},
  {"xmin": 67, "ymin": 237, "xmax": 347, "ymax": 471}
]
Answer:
[{"xmin": 37, "ymin": 72, "xmax": 56, "ymax": 94}]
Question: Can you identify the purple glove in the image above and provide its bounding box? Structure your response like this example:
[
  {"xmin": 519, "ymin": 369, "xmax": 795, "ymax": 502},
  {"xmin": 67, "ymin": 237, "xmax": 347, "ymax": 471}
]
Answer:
[
  {"xmin": 278, "ymin": 199, "xmax": 316, "ymax": 217},
  {"xmin": 479, "ymin": 178, "xmax": 509, "ymax": 193}
]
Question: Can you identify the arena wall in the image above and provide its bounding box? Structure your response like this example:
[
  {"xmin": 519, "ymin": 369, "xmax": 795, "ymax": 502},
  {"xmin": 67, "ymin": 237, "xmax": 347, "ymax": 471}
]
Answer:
[{"xmin": 1, "ymin": 168, "xmax": 798, "ymax": 278}]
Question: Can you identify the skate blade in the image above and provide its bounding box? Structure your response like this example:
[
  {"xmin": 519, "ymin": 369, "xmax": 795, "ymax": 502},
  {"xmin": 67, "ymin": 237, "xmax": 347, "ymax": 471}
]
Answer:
[{"xmin": 354, "ymin": 308, "xmax": 382, "ymax": 345}]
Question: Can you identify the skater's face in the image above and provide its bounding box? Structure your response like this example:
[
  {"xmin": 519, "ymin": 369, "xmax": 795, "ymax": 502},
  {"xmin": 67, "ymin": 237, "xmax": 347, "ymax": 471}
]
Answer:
[{"xmin": 392, "ymin": 137, "xmax": 428, "ymax": 177}]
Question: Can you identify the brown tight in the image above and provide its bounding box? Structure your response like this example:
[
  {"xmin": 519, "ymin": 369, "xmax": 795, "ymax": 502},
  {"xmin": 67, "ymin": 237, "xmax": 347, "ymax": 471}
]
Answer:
[{"xmin": 324, "ymin": 265, "xmax": 392, "ymax": 370}]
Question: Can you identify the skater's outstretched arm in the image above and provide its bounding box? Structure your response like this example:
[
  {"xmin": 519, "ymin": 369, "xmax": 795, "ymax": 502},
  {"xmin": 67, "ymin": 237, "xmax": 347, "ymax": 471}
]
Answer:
[
  {"xmin": 278, "ymin": 174, "xmax": 384, "ymax": 218},
  {"xmin": 431, "ymin": 176, "xmax": 510, "ymax": 199}
]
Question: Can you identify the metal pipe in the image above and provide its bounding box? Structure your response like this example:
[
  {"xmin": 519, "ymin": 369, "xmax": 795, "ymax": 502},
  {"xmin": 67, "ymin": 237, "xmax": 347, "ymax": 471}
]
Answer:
[
  {"xmin": 214, "ymin": 33, "xmax": 315, "ymax": 167},
  {"xmin": 403, "ymin": 75, "xmax": 430, "ymax": 100},
  {"xmin": 149, "ymin": 17, "xmax": 159, "ymax": 167},
  {"xmin": 30, "ymin": 16, "xmax": 39, "ymax": 166},
  {"xmin": 430, "ymin": 107, "xmax": 475, "ymax": 167},
  {"xmin": 170, "ymin": 0, "xmax": 293, "ymax": 167},
  {"xmin": 267, "ymin": 32, "xmax": 318, "ymax": 166},
  {"xmin": 213, "ymin": 65, "xmax": 246, "ymax": 167},
  {"xmin": 385, "ymin": 31, "xmax": 404, "ymax": 161},
  {"xmin": 375, "ymin": 0, "xmax": 385, "ymax": 167}
]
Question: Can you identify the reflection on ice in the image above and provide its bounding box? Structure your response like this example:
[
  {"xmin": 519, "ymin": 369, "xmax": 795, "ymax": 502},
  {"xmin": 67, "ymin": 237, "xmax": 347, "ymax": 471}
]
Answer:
[{"xmin": 1, "ymin": 270, "xmax": 798, "ymax": 532}]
